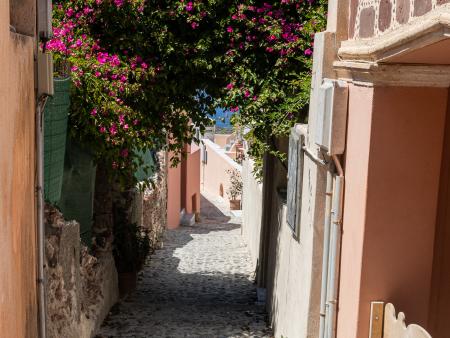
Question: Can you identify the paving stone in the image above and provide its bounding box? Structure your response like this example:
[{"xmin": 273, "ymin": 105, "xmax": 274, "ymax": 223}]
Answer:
[{"xmin": 96, "ymin": 193, "xmax": 273, "ymax": 338}]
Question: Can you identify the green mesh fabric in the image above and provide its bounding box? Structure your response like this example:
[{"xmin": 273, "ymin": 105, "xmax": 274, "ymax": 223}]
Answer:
[
  {"xmin": 134, "ymin": 149, "xmax": 157, "ymax": 182},
  {"xmin": 58, "ymin": 138, "xmax": 97, "ymax": 246},
  {"xmin": 44, "ymin": 78, "xmax": 71, "ymax": 204}
]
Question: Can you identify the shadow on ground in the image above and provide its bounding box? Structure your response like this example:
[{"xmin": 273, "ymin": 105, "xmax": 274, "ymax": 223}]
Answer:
[{"xmin": 96, "ymin": 193, "xmax": 272, "ymax": 338}]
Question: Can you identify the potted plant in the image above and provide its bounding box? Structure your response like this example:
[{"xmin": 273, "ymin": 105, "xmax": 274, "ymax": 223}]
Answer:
[
  {"xmin": 113, "ymin": 192, "xmax": 151, "ymax": 297},
  {"xmin": 226, "ymin": 168, "xmax": 243, "ymax": 210}
]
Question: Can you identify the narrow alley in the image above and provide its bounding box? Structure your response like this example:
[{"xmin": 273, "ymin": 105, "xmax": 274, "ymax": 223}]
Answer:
[{"xmin": 96, "ymin": 193, "xmax": 273, "ymax": 337}]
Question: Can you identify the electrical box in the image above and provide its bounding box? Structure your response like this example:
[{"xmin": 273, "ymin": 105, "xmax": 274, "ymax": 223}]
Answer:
[
  {"xmin": 38, "ymin": 51, "xmax": 54, "ymax": 97},
  {"xmin": 315, "ymin": 79, "xmax": 348, "ymax": 155},
  {"xmin": 38, "ymin": 0, "xmax": 52, "ymax": 38}
]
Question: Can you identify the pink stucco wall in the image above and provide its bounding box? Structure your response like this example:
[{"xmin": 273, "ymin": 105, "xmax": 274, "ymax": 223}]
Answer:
[
  {"xmin": 201, "ymin": 139, "xmax": 241, "ymax": 200},
  {"xmin": 337, "ymin": 85, "xmax": 448, "ymax": 338}
]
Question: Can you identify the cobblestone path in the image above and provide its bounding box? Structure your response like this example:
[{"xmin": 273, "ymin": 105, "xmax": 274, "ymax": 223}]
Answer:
[{"xmin": 96, "ymin": 193, "xmax": 273, "ymax": 338}]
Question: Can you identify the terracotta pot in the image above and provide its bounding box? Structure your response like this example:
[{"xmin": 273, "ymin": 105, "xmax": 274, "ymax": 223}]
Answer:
[
  {"xmin": 229, "ymin": 199, "xmax": 241, "ymax": 210},
  {"xmin": 118, "ymin": 271, "xmax": 137, "ymax": 298}
]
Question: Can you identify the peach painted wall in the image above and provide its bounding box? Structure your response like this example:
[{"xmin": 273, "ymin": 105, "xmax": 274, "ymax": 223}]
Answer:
[
  {"xmin": 167, "ymin": 145, "xmax": 201, "ymax": 227},
  {"xmin": 201, "ymin": 139, "xmax": 242, "ymax": 200},
  {"xmin": 337, "ymin": 84, "xmax": 373, "ymax": 338},
  {"xmin": 338, "ymin": 86, "xmax": 447, "ymax": 338},
  {"xmin": 213, "ymin": 134, "xmax": 233, "ymax": 148},
  {"xmin": 0, "ymin": 2, "xmax": 39, "ymax": 336},
  {"xmin": 185, "ymin": 148, "xmax": 201, "ymax": 214},
  {"xmin": 167, "ymin": 153, "xmax": 181, "ymax": 229}
]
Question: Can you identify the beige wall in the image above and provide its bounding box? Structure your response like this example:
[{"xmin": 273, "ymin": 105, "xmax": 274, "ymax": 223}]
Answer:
[
  {"xmin": 262, "ymin": 147, "xmax": 326, "ymax": 338},
  {"xmin": 0, "ymin": 2, "xmax": 38, "ymax": 337},
  {"xmin": 201, "ymin": 139, "xmax": 241, "ymax": 200},
  {"xmin": 241, "ymin": 158, "xmax": 263, "ymax": 267},
  {"xmin": 338, "ymin": 85, "xmax": 448, "ymax": 338}
]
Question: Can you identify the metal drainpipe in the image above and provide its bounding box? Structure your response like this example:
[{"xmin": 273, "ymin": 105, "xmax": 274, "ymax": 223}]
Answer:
[
  {"xmin": 36, "ymin": 98, "xmax": 48, "ymax": 338},
  {"xmin": 325, "ymin": 155, "xmax": 344, "ymax": 338},
  {"xmin": 319, "ymin": 169, "xmax": 333, "ymax": 338}
]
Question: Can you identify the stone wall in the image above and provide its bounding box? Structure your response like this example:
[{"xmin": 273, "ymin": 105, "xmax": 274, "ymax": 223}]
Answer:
[
  {"xmin": 133, "ymin": 151, "xmax": 168, "ymax": 250},
  {"xmin": 349, "ymin": 0, "xmax": 450, "ymax": 39},
  {"xmin": 45, "ymin": 205, "xmax": 119, "ymax": 338}
]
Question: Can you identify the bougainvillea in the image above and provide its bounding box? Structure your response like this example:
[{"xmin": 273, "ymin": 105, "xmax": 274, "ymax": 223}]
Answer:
[
  {"xmin": 219, "ymin": 1, "xmax": 327, "ymax": 177},
  {"xmin": 48, "ymin": 0, "xmax": 326, "ymax": 182}
]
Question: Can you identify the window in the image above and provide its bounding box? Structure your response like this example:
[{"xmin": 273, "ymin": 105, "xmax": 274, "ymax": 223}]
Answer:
[{"xmin": 286, "ymin": 126, "xmax": 305, "ymax": 237}]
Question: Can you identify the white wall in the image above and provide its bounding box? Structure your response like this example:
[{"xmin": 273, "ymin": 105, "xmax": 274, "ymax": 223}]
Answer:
[
  {"xmin": 266, "ymin": 153, "xmax": 326, "ymax": 338},
  {"xmin": 241, "ymin": 158, "xmax": 263, "ymax": 268},
  {"xmin": 240, "ymin": 31, "xmax": 332, "ymax": 338}
]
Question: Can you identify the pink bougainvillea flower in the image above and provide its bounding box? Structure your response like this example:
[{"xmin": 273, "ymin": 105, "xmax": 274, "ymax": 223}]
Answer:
[
  {"xmin": 191, "ymin": 22, "xmax": 199, "ymax": 29},
  {"xmin": 185, "ymin": 2, "xmax": 193, "ymax": 11},
  {"xmin": 114, "ymin": 0, "xmax": 124, "ymax": 7},
  {"xmin": 97, "ymin": 52, "xmax": 108, "ymax": 64},
  {"xmin": 226, "ymin": 83, "xmax": 234, "ymax": 90},
  {"xmin": 226, "ymin": 26, "xmax": 233, "ymax": 33},
  {"xmin": 119, "ymin": 114, "xmax": 125, "ymax": 125},
  {"xmin": 120, "ymin": 148, "xmax": 129, "ymax": 158},
  {"xmin": 91, "ymin": 108, "xmax": 97, "ymax": 116},
  {"xmin": 304, "ymin": 48, "xmax": 313, "ymax": 56},
  {"xmin": 109, "ymin": 123, "xmax": 118, "ymax": 136}
]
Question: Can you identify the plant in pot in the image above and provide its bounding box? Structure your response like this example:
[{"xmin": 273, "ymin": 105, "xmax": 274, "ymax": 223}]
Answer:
[
  {"xmin": 113, "ymin": 195, "xmax": 150, "ymax": 298},
  {"xmin": 226, "ymin": 168, "xmax": 243, "ymax": 210}
]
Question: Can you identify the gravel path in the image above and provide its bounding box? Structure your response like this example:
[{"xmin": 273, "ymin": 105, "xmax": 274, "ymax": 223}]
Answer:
[{"xmin": 96, "ymin": 193, "xmax": 272, "ymax": 338}]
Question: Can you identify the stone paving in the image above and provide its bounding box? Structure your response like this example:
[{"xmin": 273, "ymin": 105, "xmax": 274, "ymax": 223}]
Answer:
[{"xmin": 96, "ymin": 192, "xmax": 273, "ymax": 338}]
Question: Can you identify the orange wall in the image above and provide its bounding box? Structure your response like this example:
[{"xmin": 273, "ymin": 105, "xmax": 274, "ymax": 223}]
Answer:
[
  {"xmin": 0, "ymin": 3, "xmax": 39, "ymax": 336},
  {"xmin": 338, "ymin": 86, "xmax": 447, "ymax": 338}
]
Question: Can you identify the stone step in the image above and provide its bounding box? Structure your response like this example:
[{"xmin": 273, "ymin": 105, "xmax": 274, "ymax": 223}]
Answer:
[{"xmin": 180, "ymin": 212, "xmax": 196, "ymax": 226}]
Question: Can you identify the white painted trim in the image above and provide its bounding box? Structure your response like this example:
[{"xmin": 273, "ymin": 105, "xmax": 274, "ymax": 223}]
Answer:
[
  {"xmin": 338, "ymin": 7, "xmax": 450, "ymax": 62},
  {"xmin": 333, "ymin": 61, "xmax": 450, "ymax": 87}
]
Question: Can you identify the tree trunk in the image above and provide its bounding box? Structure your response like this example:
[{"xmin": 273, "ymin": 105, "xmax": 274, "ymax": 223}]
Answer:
[{"xmin": 92, "ymin": 162, "xmax": 115, "ymax": 255}]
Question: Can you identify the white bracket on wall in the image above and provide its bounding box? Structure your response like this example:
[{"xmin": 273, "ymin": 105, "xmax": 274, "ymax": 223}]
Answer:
[
  {"xmin": 315, "ymin": 79, "xmax": 349, "ymax": 156},
  {"xmin": 38, "ymin": 52, "xmax": 54, "ymax": 97}
]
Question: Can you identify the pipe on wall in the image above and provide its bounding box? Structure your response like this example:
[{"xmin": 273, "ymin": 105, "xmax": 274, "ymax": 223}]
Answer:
[
  {"xmin": 319, "ymin": 170, "xmax": 333, "ymax": 338},
  {"xmin": 319, "ymin": 155, "xmax": 344, "ymax": 338}
]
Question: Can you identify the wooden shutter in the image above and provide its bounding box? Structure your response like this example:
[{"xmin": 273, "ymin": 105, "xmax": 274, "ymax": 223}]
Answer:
[{"xmin": 287, "ymin": 127, "xmax": 305, "ymax": 237}]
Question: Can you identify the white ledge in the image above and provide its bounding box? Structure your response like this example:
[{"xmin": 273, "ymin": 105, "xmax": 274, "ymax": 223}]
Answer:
[{"xmin": 338, "ymin": 9, "xmax": 450, "ymax": 63}]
